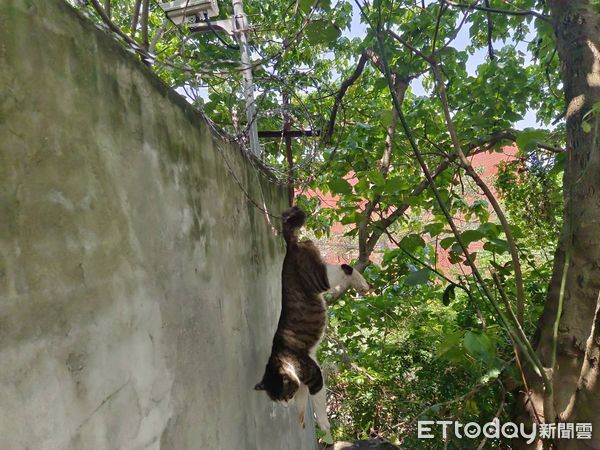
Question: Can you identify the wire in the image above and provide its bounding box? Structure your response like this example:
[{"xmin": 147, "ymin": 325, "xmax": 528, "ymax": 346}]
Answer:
[
  {"xmin": 213, "ymin": 139, "xmax": 283, "ymax": 221},
  {"xmin": 202, "ymin": 12, "xmax": 240, "ymax": 50},
  {"xmin": 97, "ymin": 0, "xmax": 326, "ymax": 195}
]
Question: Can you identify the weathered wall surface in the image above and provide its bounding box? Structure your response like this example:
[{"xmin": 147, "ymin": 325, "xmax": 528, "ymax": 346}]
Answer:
[{"xmin": 0, "ymin": 1, "xmax": 316, "ymax": 448}]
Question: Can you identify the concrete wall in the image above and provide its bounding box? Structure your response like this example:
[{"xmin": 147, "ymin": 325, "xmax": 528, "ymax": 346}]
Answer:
[{"xmin": 0, "ymin": 1, "xmax": 317, "ymax": 448}]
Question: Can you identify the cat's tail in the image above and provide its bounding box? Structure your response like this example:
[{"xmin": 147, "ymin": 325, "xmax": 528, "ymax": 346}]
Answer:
[{"xmin": 282, "ymin": 206, "xmax": 306, "ymax": 245}]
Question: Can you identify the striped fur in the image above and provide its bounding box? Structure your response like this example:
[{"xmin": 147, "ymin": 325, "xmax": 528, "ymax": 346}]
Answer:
[{"xmin": 255, "ymin": 206, "xmax": 330, "ymax": 402}]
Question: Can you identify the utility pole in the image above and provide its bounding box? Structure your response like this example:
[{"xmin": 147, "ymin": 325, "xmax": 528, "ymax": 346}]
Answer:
[
  {"xmin": 159, "ymin": 0, "xmax": 261, "ymax": 157},
  {"xmin": 160, "ymin": 0, "xmax": 318, "ymax": 160},
  {"xmin": 282, "ymin": 92, "xmax": 294, "ymax": 206},
  {"xmin": 232, "ymin": 0, "xmax": 260, "ymax": 158}
]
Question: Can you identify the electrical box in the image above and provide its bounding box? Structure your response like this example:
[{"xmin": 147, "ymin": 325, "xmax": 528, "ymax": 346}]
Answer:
[{"xmin": 158, "ymin": 0, "xmax": 220, "ymax": 25}]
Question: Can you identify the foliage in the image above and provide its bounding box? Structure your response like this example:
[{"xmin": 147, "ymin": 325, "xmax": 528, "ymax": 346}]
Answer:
[{"xmin": 322, "ymin": 256, "xmax": 511, "ymax": 447}]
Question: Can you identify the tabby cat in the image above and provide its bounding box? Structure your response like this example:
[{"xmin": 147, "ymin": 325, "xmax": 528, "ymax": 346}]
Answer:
[{"xmin": 255, "ymin": 206, "xmax": 370, "ymax": 435}]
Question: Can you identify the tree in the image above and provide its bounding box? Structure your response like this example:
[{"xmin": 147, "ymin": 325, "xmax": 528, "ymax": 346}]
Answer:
[{"xmin": 513, "ymin": 1, "xmax": 600, "ymax": 448}]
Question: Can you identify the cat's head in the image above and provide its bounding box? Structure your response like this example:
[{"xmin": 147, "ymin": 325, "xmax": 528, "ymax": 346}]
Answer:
[
  {"xmin": 254, "ymin": 359, "xmax": 299, "ymax": 402},
  {"xmin": 340, "ymin": 263, "xmax": 370, "ymax": 294}
]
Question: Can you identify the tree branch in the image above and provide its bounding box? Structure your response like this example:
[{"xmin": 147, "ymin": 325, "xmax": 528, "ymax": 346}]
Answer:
[
  {"xmin": 131, "ymin": 0, "xmax": 143, "ymax": 36},
  {"xmin": 388, "ymin": 24, "xmax": 527, "ymax": 324},
  {"xmin": 357, "ymin": 80, "xmax": 405, "ymax": 270},
  {"xmin": 537, "ymin": 142, "xmax": 564, "ymax": 154},
  {"xmin": 149, "ymin": 18, "xmax": 168, "ymax": 55},
  {"xmin": 431, "ymin": 0, "xmax": 447, "ymax": 54},
  {"xmin": 374, "ymin": 29, "xmax": 550, "ymax": 394},
  {"xmin": 386, "ymin": 30, "xmax": 434, "ymax": 64},
  {"xmin": 141, "ymin": 0, "xmax": 150, "ymax": 52},
  {"xmin": 444, "ymin": 0, "xmax": 550, "ymax": 22},
  {"xmin": 283, "ymin": 92, "xmax": 295, "ymax": 206},
  {"xmin": 89, "ymin": 0, "xmax": 203, "ymax": 74},
  {"xmin": 322, "ymin": 52, "xmax": 369, "ymax": 145},
  {"xmin": 355, "ymin": 130, "xmax": 517, "ymax": 272},
  {"xmin": 484, "ymin": 0, "xmax": 495, "ymax": 61},
  {"xmin": 429, "ymin": 61, "xmax": 526, "ymax": 324},
  {"xmin": 90, "ymin": 0, "xmax": 143, "ymax": 50}
]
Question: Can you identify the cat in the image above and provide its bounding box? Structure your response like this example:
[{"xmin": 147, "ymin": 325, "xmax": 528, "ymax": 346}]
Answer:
[{"xmin": 255, "ymin": 206, "xmax": 370, "ymax": 436}]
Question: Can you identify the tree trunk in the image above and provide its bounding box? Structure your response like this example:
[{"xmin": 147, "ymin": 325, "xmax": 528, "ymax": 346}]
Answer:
[
  {"xmin": 131, "ymin": 0, "xmax": 143, "ymax": 36},
  {"xmin": 140, "ymin": 0, "xmax": 150, "ymax": 52},
  {"xmin": 515, "ymin": 1, "xmax": 600, "ymax": 448}
]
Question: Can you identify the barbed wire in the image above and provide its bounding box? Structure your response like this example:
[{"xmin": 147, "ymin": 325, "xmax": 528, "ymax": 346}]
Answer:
[
  {"xmin": 75, "ymin": 0, "xmax": 355, "ymax": 220},
  {"xmin": 213, "ymin": 138, "xmax": 284, "ymax": 221}
]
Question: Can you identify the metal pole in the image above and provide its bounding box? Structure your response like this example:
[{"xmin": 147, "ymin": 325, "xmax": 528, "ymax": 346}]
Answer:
[
  {"xmin": 283, "ymin": 92, "xmax": 294, "ymax": 206},
  {"xmin": 232, "ymin": 0, "xmax": 260, "ymax": 158}
]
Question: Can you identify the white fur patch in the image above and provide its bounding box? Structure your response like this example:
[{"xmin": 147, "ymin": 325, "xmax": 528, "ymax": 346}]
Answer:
[
  {"xmin": 326, "ymin": 264, "xmax": 370, "ymax": 297},
  {"xmin": 283, "ymin": 360, "xmax": 301, "ymax": 385}
]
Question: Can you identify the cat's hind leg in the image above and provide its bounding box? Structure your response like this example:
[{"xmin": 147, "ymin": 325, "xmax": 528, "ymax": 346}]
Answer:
[
  {"xmin": 311, "ymin": 385, "xmax": 333, "ymax": 444},
  {"xmin": 311, "ymin": 385, "xmax": 330, "ymax": 433},
  {"xmin": 294, "ymin": 384, "xmax": 309, "ymax": 429},
  {"xmin": 307, "ymin": 350, "xmax": 332, "ymax": 442}
]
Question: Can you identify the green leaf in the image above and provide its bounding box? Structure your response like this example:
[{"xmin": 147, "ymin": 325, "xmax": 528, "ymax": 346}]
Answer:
[
  {"xmin": 582, "ymin": 121, "xmax": 592, "ymax": 133},
  {"xmin": 318, "ymin": 0, "xmax": 331, "ymax": 10},
  {"xmin": 516, "ymin": 129, "xmax": 546, "ymax": 153},
  {"xmin": 340, "ymin": 211, "xmax": 362, "ymax": 225},
  {"xmin": 451, "ymin": 243, "xmax": 463, "ymax": 255},
  {"xmin": 328, "ymin": 178, "xmax": 353, "ymax": 195},
  {"xmin": 483, "ymin": 238, "xmax": 509, "ymax": 254},
  {"xmin": 436, "ymin": 331, "xmax": 466, "ymax": 362},
  {"xmin": 491, "ymin": 260, "xmax": 512, "ymax": 274},
  {"xmin": 425, "ymin": 222, "xmax": 445, "ymax": 237},
  {"xmin": 380, "ymin": 110, "xmax": 395, "ymax": 127},
  {"xmin": 477, "ymin": 222, "xmax": 501, "ymax": 239},
  {"xmin": 480, "ymin": 368, "xmax": 501, "ymax": 384},
  {"xmin": 298, "ymin": 0, "xmax": 315, "ymax": 13},
  {"xmin": 466, "ymin": 399, "xmax": 480, "ymax": 415},
  {"xmin": 367, "ymin": 170, "xmax": 386, "ymax": 187},
  {"xmin": 509, "ymin": 224, "xmax": 525, "ymax": 239},
  {"xmin": 440, "ymin": 236, "xmax": 455, "ymax": 249},
  {"xmin": 437, "ymin": 46, "xmax": 458, "ymax": 58},
  {"xmin": 463, "ymin": 331, "xmax": 496, "ymax": 363},
  {"xmin": 448, "ymin": 251, "xmax": 462, "ymax": 264},
  {"xmin": 400, "ymin": 234, "xmax": 425, "ymax": 252},
  {"xmin": 373, "ymin": 77, "xmax": 389, "ymax": 92},
  {"xmin": 442, "ymin": 285, "xmax": 456, "ymax": 306},
  {"xmin": 305, "ymin": 20, "xmax": 341, "ymax": 45},
  {"xmin": 384, "ymin": 176, "xmax": 408, "ymax": 193},
  {"xmin": 354, "ymin": 177, "xmax": 369, "ymax": 194},
  {"xmin": 404, "ymin": 268, "xmax": 430, "ymax": 286},
  {"xmin": 316, "ymin": 428, "xmax": 334, "ymax": 445},
  {"xmin": 460, "ymin": 229, "xmax": 485, "ymax": 246}
]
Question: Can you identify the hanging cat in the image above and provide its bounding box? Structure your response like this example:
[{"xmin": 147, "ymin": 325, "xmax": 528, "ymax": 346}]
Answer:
[{"xmin": 255, "ymin": 206, "xmax": 370, "ymax": 436}]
